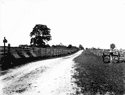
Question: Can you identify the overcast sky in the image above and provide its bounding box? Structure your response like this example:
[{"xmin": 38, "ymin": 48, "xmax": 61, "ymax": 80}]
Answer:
[{"xmin": 0, "ymin": 0, "xmax": 125, "ymax": 49}]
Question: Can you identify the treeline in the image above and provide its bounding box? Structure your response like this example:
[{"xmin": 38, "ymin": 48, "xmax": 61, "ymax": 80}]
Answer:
[{"xmin": 19, "ymin": 44, "xmax": 84, "ymax": 49}]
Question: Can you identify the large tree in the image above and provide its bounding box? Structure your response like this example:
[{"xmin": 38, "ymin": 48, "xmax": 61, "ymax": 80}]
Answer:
[
  {"xmin": 30, "ymin": 24, "xmax": 51, "ymax": 47},
  {"xmin": 110, "ymin": 43, "xmax": 115, "ymax": 50}
]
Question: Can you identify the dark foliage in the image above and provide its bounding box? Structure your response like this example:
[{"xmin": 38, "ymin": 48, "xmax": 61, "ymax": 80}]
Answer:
[
  {"xmin": 79, "ymin": 44, "xmax": 84, "ymax": 50},
  {"xmin": 68, "ymin": 44, "xmax": 73, "ymax": 48},
  {"xmin": 110, "ymin": 43, "xmax": 116, "ymax": 50},
  {"xmin": 30, "ymin": 24, "xmax": 51, "ymax": 47}
]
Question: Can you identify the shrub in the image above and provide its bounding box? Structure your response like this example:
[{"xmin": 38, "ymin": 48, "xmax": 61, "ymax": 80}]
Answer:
[{"xmin": 79, "ymin": 44, "xmax": 84, "ymax": 50}]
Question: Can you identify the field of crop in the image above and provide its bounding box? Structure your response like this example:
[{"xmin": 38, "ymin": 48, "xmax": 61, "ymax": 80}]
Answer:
[
  {"xmin": 0, "ymin": 46, "xmax": 79, "ymax": 72},
  {"xmin": 73, "ymin": 49, "xmax": 125, "ymax": 95}
]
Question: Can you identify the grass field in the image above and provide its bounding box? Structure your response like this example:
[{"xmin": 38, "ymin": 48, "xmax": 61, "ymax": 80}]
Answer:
[{"xmin": 73, "ymin": 49, "xmax": 125, "ymax": 95}]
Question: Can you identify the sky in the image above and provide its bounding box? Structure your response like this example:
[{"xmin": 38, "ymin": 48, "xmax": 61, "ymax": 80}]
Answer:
[{"xmin": 0, "ymin": 0, "xmax": 125, "ymax": 49}]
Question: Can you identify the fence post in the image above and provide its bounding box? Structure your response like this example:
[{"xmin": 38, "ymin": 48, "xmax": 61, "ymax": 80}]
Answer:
[
  {"xmin": 7, "ymin": 43, "xmax": 11, "ymax": 64},
  {"xmin": 8, "ymin": 43, "xmax": 10, "ymax": 54}
]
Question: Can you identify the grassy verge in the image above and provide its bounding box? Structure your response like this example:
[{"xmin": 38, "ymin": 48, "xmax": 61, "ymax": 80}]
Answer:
[{"xmin": 73, "ymin": 49, "xmax": 125, "ymax": 95}]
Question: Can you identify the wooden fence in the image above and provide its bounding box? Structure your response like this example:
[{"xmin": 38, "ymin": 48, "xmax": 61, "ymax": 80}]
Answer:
[{"xmin": 0, "ymin": 46, "xmax": 79, "ymax": 71}]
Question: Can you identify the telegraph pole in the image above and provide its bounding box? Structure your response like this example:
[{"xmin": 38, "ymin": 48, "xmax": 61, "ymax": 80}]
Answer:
[{"xmin": 3, "ymin": 37, "xmax": 7, "ymax": 59}]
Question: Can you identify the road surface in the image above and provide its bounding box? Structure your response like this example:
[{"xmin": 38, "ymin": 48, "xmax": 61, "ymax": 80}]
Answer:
[{"xmin": 0, "ymin": 50, "xmax": 83, "ymax": 95}]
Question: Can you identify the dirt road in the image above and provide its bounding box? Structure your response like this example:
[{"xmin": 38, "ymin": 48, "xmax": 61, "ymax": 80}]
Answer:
[{"xmin": 0, "ymin": 50, "xmax": 83, "ymax": 95}]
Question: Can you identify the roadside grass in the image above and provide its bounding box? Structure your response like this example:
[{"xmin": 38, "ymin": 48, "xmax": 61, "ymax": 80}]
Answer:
[{"xmin": 73, "ymin": 49, "xmax": 125, "ymax": 95}]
